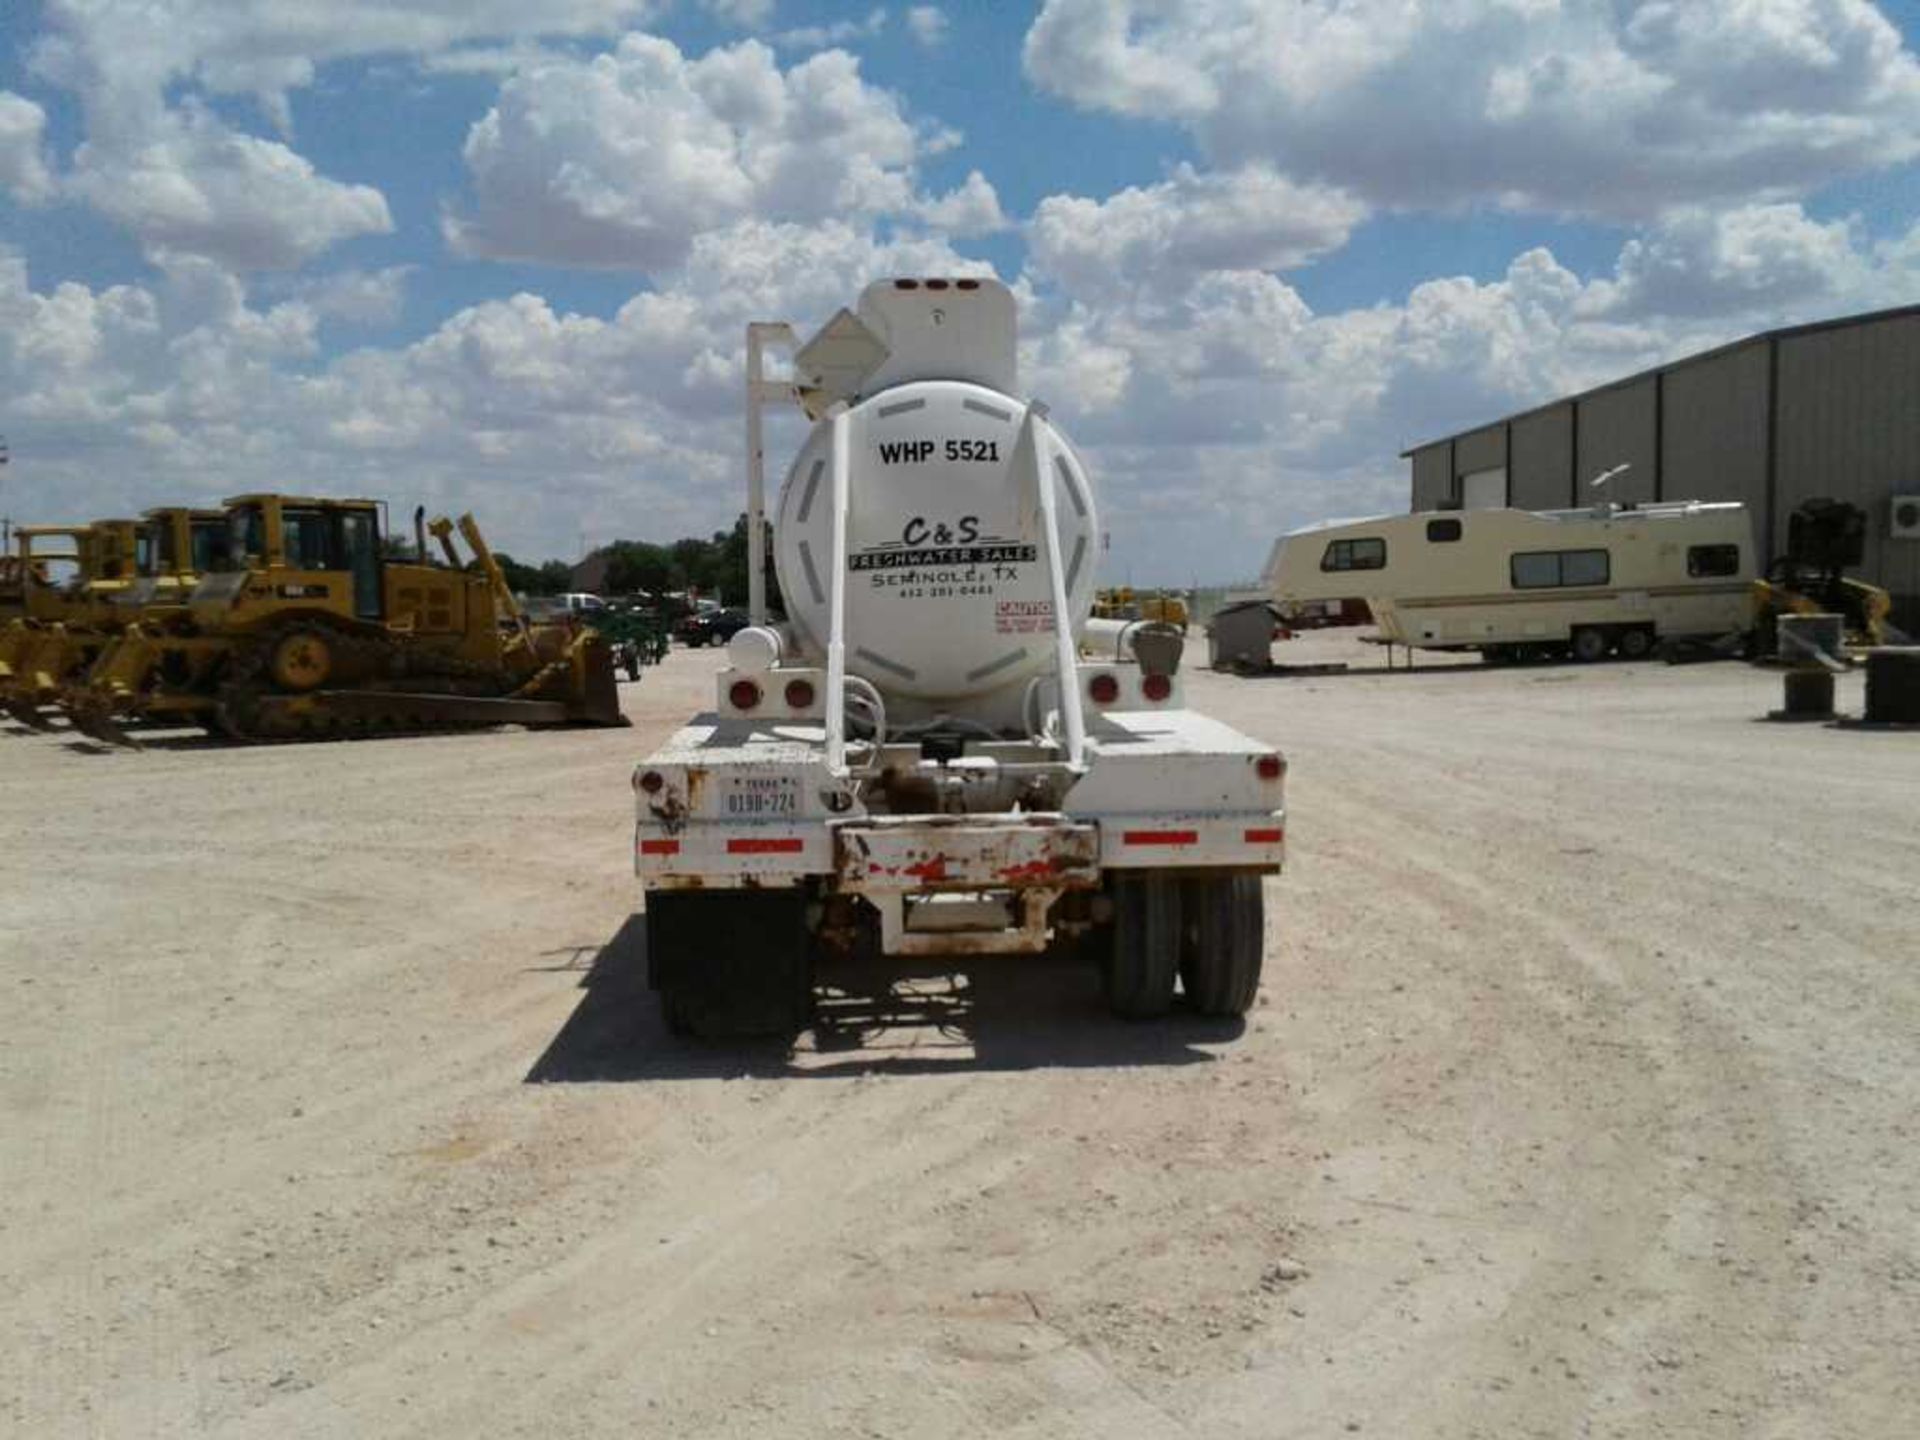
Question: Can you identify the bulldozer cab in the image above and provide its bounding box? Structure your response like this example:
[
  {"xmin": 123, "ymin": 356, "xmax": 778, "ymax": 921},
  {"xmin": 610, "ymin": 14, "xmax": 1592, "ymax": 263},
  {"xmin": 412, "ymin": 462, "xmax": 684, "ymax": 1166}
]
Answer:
[
  {"xmin": 8, "ymin": 524, "xmax": 116, "ymax": 619},
  {"xmin": 138, "ymin": 507, "xmax": 231, "ymax": 583},
  {"xmin": 13, "ymin": 526, "xmax": 89, "ymax": 592},
  {"xmin": 1755, "ymin": 498, "xmax": 1892, "ymax": 650},
  {"xmin": 88, "ymin": 520, "xmax": 142, "ymax": 587},
  {"xmin": 214, "ymin": 494, "xmax": 387, "ymax": 622}
]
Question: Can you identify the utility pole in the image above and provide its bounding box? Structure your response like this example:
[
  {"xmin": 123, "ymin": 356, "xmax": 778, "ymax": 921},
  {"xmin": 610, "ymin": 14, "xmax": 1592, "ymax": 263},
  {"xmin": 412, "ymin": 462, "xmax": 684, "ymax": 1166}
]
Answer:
[{"xmin": 1, "ymin": 433, "xmax": 10, "ymax": 552}]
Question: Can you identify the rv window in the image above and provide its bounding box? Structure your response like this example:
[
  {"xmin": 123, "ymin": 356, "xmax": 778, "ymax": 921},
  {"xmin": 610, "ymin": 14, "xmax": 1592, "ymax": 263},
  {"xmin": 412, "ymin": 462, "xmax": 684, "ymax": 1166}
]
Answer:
[
  {"xmin": 1561, "ymin": 549, "xmax": 1609, "ymax": 586},
  {"xmin": 1321, "ymin": 537, "xmax": 1387, "ymax": 572},
  {"xmin": 1511, "ymin": 548, "xmax": 1611, "ymax": 589},
  {"xmin": 1687, "ymin": 543, "xmax": 1740, "ymax": 578},
  {"xmin": 1426, "ymin": 518, "xmax": 1462, "ymax": 543}
]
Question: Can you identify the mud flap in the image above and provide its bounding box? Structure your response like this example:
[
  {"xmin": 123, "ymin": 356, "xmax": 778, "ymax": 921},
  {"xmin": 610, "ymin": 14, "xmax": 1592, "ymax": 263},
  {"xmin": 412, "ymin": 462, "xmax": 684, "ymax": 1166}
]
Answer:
[{"xmin": 645, "ymin": 888, "xmax": 813, "ymax": 1037}]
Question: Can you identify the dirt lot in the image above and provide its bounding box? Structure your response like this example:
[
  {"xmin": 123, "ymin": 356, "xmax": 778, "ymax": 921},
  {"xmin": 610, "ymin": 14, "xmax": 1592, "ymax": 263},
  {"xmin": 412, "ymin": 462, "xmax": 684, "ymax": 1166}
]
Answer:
[{"xmin": 2, "ymin": 636, "xmax": 1916, "ymax": 1439}]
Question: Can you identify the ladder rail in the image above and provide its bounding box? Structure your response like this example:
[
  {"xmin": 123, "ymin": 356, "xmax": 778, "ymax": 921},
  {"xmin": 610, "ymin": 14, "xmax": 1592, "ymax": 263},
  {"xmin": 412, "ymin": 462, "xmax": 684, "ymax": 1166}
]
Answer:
[
  {"xmin": 1025, "ymin": 402, "xmax": 1087, "ymax": 771},
  {"xmin": 824, "ymin": 406, "xmax": 852, "ymax": 778}
]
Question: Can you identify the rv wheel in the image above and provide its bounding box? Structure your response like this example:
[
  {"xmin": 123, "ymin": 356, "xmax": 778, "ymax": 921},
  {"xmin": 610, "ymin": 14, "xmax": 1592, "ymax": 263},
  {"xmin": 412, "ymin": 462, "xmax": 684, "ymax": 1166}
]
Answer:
[
  {"xmin": 1618, "ymin": 627, "xmax": 1654, "ymax": 660},
  {"xmin": 1104, "ymin": 873, "xmax": 1180, "ymax": 1020},
  {"xmin": 1571, "ymin": 627, "xmax": 1610, "ymax": 663}
]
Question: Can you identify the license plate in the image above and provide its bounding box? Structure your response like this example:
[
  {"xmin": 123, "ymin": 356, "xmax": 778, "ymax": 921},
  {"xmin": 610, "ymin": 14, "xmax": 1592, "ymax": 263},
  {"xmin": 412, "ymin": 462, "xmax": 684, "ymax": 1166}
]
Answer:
[{"xmin": 721, "ymin": 774, "xmax": 801, "ymax": 817}]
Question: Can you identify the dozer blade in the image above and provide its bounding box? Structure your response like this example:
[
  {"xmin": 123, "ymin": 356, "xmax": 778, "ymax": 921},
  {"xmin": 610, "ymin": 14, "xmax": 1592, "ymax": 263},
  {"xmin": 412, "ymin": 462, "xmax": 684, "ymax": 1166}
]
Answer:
[
  {"xmin": 62, "ymin": 697, "xmax": 142, "ymax": 748},
  {"xmin": 568, "ymin": 632, "xmax": 629, "ymax": 727},
  {"xmin": 1, "ymin": 693, "xmax": 56, "ymax": 731}
]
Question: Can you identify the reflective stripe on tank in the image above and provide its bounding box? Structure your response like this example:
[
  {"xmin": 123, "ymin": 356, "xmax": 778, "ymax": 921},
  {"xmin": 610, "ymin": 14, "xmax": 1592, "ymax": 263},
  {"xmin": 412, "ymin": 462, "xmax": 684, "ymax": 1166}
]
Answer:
[
  {"xmin": 796, "ymin": 459, "xmax": 825, "ymax": 524},
  {"xmin": 965, "ymin": 648, "xmax": 1028, "ymax": 684},
  {"xmin": 855, "ymin": 647, "xmax": 917, "ymax": 680},
  {"xmin": 877, "ymin": 398, "xmax": 926, "ymax": 417},
  {"xmin": 963, "ymin": 398, "xmax": 1014, "ymax": 423},
  {"xmin": 1056, "ymin": 455, "xmax": 1088, "ymax": 517},
  {"xmin": 799, "ymin": 540, "xmax": 825, "ymax": 605}
]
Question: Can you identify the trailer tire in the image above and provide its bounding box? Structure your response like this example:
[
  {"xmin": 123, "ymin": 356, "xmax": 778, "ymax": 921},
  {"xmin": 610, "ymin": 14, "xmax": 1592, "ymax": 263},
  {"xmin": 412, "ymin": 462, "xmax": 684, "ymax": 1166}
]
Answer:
[
  {"xmin": 1180, "ymin": 874, "xmax": 1265, "ymax": 1017},
  {"xmin": 1104, "ymin": 873, "xmax": 1181, "ymax": 1020},
  {"xmin": 647, "ymin": 889, "xmax": 814, "ymax": 1039},
  {"xmin": 1571, "ymin": 627, "xmax": 1610, "ymax": 663},
  {"xmin": 1617, "ymin": 626, "xmax": 1654, "ymax": 660}
]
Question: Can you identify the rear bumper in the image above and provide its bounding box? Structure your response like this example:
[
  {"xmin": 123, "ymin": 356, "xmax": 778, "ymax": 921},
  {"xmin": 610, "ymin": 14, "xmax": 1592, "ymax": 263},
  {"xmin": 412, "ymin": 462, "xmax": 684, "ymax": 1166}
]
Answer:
[{"xmin": 635, "ymin": 808, "xmax": 1284, "ymax": 890}]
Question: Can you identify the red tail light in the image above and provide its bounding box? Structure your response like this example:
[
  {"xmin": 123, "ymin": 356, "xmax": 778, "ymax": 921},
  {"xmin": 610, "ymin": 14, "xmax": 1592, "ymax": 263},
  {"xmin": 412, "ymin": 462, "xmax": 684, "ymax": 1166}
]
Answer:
[
  {"xmin": 784, "ymin": 678, "xmax": 816, "ymax": 709},
  {"xmin": 637, "ymin": 769, "xmax": 665, "ymax": 794},
  {"xmin": 1088, "ymin": 673, "xmax": 1120, "ymax": 704},
  {"xmin": 1141, "ymin": 672, "xmax": 1172, "ymax": 702},
  {"xmin": 729, "ymin": 678, "xmax": 762, "ymax": 711},
  {"xmin": 1256, "ymin": 753, "xmax": 1285, "ymax": 781}
]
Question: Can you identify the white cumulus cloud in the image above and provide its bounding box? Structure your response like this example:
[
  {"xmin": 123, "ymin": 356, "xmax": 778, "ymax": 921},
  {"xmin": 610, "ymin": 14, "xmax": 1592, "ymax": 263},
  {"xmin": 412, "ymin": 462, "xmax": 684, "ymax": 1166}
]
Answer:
[
  {"xmin": 1023, "ymin": 0, "xmax": 1920, "ymax": 220},
  {"xmin": 65, "ymin": 99, "xmax": 393, "ymax": 270},
  {"xmin": 907, "ymin": 7, "xmax": 950, "ymax": 49},
  {"xmin": 1028, "ymin": 164, "xmax": 1367, "ymax": 298},
  {"xmin": 447, "ymin": 35, "xmax": 958, "ymax": 270},
  {"xmin": 0, "ymin": 92, "xmax": 55, "ymax": 202},
  {"xmin": 916, "ymin": 170, "xmax": 1009, "ymax": 235},
  {"xmin": 23, "ymin": 0, "xmax": 671, "ymax": 267}
]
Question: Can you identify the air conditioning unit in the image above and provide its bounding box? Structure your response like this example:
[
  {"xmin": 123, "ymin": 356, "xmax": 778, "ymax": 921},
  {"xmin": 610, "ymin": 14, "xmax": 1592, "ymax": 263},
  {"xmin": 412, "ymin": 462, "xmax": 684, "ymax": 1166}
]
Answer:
[{"xmin": 1892, "ymin": 495, "xmax": 1920, "ymax": 540}]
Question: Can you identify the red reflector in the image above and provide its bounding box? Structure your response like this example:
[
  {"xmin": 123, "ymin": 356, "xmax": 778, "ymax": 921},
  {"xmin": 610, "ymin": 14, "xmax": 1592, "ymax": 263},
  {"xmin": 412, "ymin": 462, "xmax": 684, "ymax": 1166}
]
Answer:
[
  {"xmin": 729, "ymin": 678, "xmax": 761, "ymax": 711},
  {"xmin": 639, "ymin": 838, "xmax": 680, "ymax": 855},
  {"xmin": 638, "ymin": 769, "xmax": 665, "ymax": 793},
  {"xmin": 956, "ymin": 278, "xmax": 980, "ymax": 290},
  {"xmin": 1141, "ymin": 672, "xmax": 1172, "ymax": 702},
  {"xmin": 727, "ymin": 837, "xmax": 805, "ymax": 855},
  {"xmin": 1256, "ymin": 753, "xmax": 1285, "ymax": 781},
  {"xmin": 784, "ymin": 677, "xmax": 816, "ymax": 709},
  {"xmin": 1088, "ymin": 672, "xmax": 1119, "ymax": 704},
  {"xmin": 1122, "ymin": 829, "xmax": 1198, "ymax": 846},
  {"xmin": 1245, "ymin": 828, "xmax": 1284, "ymax": 844},
  {"xmin": 894, "ymin": 278, "xmax": 920, "ymax": 289},
  {"xmin": 925, "ymin": 278, "xmax": 950, "ymax": 290}
]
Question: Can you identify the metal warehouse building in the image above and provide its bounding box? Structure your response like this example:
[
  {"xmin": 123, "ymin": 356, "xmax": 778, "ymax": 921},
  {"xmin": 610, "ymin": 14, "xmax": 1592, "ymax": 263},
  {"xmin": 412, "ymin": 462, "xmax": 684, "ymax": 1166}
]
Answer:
[{"xmin": 1403, "ymin": 304, "xmax": 1920, "ymax": 625}]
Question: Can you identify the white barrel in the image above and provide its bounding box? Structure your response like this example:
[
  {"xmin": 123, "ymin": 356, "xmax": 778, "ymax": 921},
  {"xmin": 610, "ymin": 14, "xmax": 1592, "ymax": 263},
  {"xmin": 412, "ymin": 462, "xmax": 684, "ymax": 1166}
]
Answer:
[
  {"xmin": 772, "ymin": 378, "xmax": 1100, "ymax": 708},
  {"xmin": 726, "ymin": 624, "xmax": 785, "ymax": 673}
]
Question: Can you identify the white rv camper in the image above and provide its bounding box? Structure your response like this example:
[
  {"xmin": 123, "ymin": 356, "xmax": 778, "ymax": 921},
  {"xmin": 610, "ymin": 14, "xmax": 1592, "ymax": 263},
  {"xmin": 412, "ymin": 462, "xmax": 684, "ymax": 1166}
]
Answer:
[{"xmin": 1262, "ymin": 502, "xmax": 1756, "ymax": 661}]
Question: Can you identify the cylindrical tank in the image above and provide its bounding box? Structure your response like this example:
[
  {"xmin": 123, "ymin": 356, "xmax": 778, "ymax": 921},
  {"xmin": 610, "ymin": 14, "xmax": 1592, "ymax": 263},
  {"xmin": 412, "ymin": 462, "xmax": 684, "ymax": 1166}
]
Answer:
[{"xmin": 773, "ymin": 378, "xmax": 1100, "ymax": 713}]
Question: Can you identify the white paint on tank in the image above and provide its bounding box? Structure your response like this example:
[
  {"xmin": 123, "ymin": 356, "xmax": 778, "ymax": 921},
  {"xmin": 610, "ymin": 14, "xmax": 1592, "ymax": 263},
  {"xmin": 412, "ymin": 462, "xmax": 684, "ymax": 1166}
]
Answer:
[{"xmin": 773, "ymin": 375, "xmax": 1099, "ymax": 709}]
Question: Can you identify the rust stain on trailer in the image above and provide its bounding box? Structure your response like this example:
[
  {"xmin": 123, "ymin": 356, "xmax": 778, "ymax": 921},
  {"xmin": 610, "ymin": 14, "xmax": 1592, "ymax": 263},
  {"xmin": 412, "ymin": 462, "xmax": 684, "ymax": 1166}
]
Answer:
[{"xmin": 902, "ymin": 854, "xmax": 950, "ymax": 882}]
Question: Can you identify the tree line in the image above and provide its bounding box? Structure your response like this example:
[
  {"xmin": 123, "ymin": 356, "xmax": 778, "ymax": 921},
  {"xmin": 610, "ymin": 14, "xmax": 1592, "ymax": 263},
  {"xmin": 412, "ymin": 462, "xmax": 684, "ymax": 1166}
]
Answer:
[{"xmin": 493, "ymin": 514, "xmax": 781, "ymax": 610}]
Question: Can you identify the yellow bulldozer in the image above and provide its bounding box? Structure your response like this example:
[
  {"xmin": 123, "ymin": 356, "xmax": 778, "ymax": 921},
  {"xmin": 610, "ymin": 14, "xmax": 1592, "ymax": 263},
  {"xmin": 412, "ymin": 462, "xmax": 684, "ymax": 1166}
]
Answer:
[
  {"xmin": 1091, "ymin": 586, "xmax": 1191, "ymax": 631},
  {"xmin": 1749, "ymin": 498, "xmax": 1901, "ymax": 657},
  {"xmin": 0, "ymin": 509, "xmax": 227, "ymax": 727},
  {"xmin": 1, "ymin": 523, "xmax": 86, "ymax": 625},
  {"xmin": 0, "ymin": 518, "xmax": 144, "ymax": 725},
  {"xmin": 64, "ymin": 493, "xmax": 626, "ymax": 743}
]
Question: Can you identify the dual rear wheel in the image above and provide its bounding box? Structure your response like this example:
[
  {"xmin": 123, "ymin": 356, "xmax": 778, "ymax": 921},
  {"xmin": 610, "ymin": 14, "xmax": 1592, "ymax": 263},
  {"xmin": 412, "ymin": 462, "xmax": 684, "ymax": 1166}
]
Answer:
[
  {"xmin": 646, "ymin": 870, "xmax": 1268, "ymax": 1040},
  {"xmin": 1105, "ymin": 872, "xmax": 1266, "ymax": 1020}
]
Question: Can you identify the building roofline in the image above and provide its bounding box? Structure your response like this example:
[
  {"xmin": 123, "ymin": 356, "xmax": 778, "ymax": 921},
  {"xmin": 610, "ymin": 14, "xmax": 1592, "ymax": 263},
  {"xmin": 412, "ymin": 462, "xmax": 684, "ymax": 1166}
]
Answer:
[{"xmin": 1399, "ymin": 300, "xmax": 1920, "ymax": 458}]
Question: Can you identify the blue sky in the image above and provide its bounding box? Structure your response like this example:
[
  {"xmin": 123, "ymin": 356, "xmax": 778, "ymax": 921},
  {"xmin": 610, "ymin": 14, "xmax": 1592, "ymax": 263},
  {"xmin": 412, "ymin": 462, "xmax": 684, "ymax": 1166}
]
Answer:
[{"xmin": 3, "ymin": 1, "xmax": 1919, "ymax": 581}]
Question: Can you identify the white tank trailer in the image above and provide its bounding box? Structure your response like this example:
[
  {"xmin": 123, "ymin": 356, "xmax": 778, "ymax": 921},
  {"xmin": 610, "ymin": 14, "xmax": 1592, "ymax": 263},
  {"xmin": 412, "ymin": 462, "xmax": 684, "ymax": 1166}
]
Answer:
[{"xmin": 633, "ymin": 278, "xmax": 1286, "ymax": 1036}]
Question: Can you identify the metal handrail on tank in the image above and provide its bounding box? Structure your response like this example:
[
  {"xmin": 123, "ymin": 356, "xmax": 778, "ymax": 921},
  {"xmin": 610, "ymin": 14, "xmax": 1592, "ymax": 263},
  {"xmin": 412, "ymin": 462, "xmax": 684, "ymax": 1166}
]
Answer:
[{"xmin": 1023, "ymin": 401, "xmax": 1088, "ymax": 772}]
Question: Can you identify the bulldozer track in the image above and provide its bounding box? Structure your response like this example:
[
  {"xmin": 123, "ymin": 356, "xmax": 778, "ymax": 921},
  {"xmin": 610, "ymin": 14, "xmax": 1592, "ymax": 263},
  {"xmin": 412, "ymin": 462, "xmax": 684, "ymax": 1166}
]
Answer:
[{"xmin": 211, "ymin": 619, "xmax": 599, "ymax": 743}]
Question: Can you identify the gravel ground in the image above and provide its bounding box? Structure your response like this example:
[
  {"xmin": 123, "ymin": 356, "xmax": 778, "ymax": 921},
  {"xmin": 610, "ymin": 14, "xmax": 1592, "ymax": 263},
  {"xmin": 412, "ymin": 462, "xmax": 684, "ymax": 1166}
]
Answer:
[{"xmin": 2, "ymin": 635, "xmax": 1916, "ymax": 1439}]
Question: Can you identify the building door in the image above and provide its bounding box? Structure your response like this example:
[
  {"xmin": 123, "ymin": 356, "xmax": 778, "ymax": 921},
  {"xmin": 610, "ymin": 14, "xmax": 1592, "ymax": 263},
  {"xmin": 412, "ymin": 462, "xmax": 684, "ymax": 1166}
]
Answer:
[{"xmin": 1460, "ymin": 467, "xmax": 1507, "ymax": 510}]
